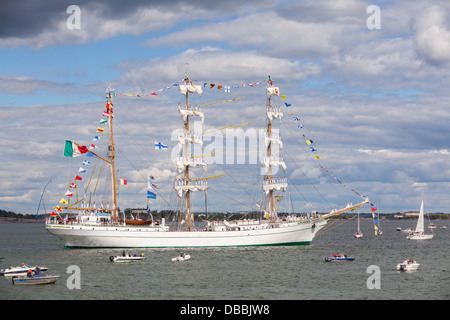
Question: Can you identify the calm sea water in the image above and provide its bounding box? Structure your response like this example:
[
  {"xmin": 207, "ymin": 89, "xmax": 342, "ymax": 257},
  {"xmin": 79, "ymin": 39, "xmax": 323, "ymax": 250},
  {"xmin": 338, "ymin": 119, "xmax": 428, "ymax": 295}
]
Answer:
[{"xmin": 0, "ymin": 219, "xmax": 448, "ymax": 303}]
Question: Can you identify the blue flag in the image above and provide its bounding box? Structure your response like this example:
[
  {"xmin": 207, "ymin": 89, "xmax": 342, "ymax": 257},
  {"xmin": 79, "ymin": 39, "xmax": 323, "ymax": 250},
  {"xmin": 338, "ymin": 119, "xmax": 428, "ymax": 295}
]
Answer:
[
  {"xmin": 147, "ymin": 191, "xmax": 156, "ymax": 199},
  {"xmin": 154, "ymin": 141, "xmax": 168, "ymax": 150}
]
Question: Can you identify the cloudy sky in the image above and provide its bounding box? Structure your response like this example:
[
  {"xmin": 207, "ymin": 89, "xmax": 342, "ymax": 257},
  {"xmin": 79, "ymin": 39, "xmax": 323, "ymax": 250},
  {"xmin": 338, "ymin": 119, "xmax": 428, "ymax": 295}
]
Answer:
[{"xmin": 1, "ymin": 0, "xmax": 450, "ymax": 216}]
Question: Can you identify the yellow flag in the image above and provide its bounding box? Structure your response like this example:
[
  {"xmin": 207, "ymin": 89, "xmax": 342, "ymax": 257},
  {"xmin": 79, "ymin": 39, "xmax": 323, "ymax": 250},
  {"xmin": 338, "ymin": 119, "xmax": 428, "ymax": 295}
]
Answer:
[
  {"xmin": 280, "ymin": 95, "xmax": 287, "ymax": 100},
  {"xmin": 314, "ymin": 155, "xmax": 321, "ymax": 159},
  {"xmin": 60, "ymin": 198, "xmax": 68, "ymax": 204}
]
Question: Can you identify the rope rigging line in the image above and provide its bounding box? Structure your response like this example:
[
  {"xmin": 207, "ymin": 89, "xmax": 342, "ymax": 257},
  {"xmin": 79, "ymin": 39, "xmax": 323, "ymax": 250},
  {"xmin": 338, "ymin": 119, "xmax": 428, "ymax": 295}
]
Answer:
[
  {"xmin": 282, "ymin": 146, "xmax": 334, "ymax": 212},
  {"xmin": 276, "ymin": 95, "xmax": 367, "ymax": 202}
]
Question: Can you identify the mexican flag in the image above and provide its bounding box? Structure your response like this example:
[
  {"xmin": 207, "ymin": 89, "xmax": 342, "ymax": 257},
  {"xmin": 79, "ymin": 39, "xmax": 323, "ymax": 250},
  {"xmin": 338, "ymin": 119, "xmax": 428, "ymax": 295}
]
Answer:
[{"xmin": 64, "ymin": 140, "xmax": 89, "ymax": 157}]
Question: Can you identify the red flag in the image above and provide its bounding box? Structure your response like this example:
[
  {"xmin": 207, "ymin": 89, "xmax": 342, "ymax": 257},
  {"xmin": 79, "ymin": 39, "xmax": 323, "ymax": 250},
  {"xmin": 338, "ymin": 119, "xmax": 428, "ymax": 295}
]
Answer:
[
  {"xmin": 77, "ymin": 145, "xmax": 88, "ymax": 154},
  {"xmin": 75, "ymin": 175, "xmax": 82, "ymax": 181}
]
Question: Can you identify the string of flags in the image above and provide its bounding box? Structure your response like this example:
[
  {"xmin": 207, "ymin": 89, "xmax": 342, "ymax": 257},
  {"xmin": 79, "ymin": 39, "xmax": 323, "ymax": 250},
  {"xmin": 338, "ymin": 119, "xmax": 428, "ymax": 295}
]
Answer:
[
  {"xmin": 371, "ymin": 203, "xmax": 382, "ymax": 235},
  {"xmin": 54, "ymin": 97, "xmax": 122, "ymax": 215},
  {"xmin": 276, "ymin": 86, "xmax": 378, "ymax": 216},
  {"xmin": 115, "ymin": 80, "xmax": 265, "ymax": 98}
]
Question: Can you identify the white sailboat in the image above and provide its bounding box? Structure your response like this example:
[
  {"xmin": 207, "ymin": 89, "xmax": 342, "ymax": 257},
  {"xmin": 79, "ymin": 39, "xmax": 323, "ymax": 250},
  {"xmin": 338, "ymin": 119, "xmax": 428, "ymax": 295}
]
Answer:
[
  {"xmin": 406, "ymin": 199, "xmax": 433, "ymax": 240},
  {"xmin": 45, "ymin": 75, "xmax": 369, "ymax": 248}
]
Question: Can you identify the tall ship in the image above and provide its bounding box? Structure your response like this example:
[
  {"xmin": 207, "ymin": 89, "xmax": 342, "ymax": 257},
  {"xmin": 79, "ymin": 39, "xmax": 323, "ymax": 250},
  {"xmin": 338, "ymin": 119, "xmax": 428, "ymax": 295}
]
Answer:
[{"xmin": 45, "ymin": 74, "xmax": 369, "ymax": 248}]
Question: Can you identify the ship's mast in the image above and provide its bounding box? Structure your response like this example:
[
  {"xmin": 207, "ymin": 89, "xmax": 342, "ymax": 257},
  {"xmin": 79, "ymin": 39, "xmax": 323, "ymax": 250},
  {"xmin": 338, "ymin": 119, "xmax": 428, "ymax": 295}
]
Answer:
[
  {"xmin": 184, "ymin": 75, "xmax": 192, "ymax": 230},
  {"xmin": 173, "ymin": 72, "xmax": 208, "ymax": 231},
  {"xmin": 106, "ymin": 89, "xmax": 119, "ymax": 220},
  {"xmin": 267, "ymin": 79, "xmax": 274, "ymax": 219},
  {"xmin": 263, "ymin": 76, "xmax": 287, "ymax": 221}
]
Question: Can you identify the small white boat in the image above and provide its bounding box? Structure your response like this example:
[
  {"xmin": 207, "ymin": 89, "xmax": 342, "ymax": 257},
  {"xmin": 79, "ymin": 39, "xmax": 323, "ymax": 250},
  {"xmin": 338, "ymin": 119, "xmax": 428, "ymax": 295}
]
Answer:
[
  {"xmin": 0, "ymin": 264, "xmax": 48, "ymax": 277},
  {"xmin": 440, "ymin": 226, "xmax": 447, "ymax": 230},
  {"xmin": 12, "ymin": 274, "xmax": 61, "ymax": 285},
  {"xmin": 172, "ymin": 253, "xmax": 191, "ymax": 262},
  {"xmin": 110, "ymin": 252, "xmax": 145, "ymax": 262},
  {"xmin": 397, "ymin": 258, "xmax": 420, "ymax": 271},
  {"xmin": 428, "ymin": 223, "xmax": 436, "ymax": 229},
  {"xmin": 396, "ymin": 227, "xmax": 402, "ymax": 231}
]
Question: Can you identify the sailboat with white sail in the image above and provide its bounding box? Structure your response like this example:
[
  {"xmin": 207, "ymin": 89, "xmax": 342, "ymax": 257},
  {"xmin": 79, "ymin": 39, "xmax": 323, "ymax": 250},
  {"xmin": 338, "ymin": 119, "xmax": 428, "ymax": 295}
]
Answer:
[
  {"xmin": 45, "ymin": 74, "xmax": 369, "ymax": 248},
  {"xmin": 406, "ymin": 199, "xmax": 433, "ymax": 240}
]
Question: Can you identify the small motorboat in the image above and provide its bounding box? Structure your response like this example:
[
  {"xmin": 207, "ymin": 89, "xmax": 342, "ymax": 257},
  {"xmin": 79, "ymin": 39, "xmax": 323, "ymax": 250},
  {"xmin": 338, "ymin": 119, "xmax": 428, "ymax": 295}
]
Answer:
[
  {"xmin": 397, "ymin": 258, "xmax": 420, "ymax": 271},
  {"xmin": 172, "ymin": 252, "xmax": 191, "ymax": 262},
  {"xmin": 110, "ymin": 252, "xmax": 145, "ymax": 262},
  {"xmin": 440, "ymin": 226, "xmax": 447, "ymax": 230},
  {"xmin": 355, "ymin": 231, "xmax": 363, "ymax": 238},
  {"xmin": 12, "ymin": 274, "xmax": 61, "ymax": 285},
  {"xmin": 396, "ymin": 227, "xmax": 402, "ymax": 231},
  {"xmin": 0, "ymin": 264, "xmax": 48, "ymax": 277},
  {"xmin": 325, "ymin": 254, "xmax": 355, "ymax": 262}
]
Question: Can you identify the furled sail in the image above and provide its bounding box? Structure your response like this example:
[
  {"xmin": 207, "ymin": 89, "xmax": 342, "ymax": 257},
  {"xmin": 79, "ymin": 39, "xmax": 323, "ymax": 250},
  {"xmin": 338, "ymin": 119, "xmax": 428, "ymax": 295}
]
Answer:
[
  {"xmin": 266, "ymin": 106, "xmax": 283, "ymax": 121},
  {"xmin": 173, "ymin": 179, "xmax": 209, "ymax": 198},
  {"xmin": 177, "ymin": 130, "xmax": 204, "ymax": 147},
  {"xmin": 178, "ymin": 106, "xmax": 204, "ymax": 123},
  {"xmin": 265, "ymin": 132, "xmax": 283, "ymax": 149},
  {"xmin": 262, "ymin": 177, "xmax": 288, "ymax": 195},
  {"xmin": 263, "ymin": 155, "xmax": 287, "ymax": 172},
  {"xmin": 266, "ymin": 87, "xmax": 280, "ymax": 98},
  {"xmin": 179, "ymin": 84, "xmax": 203, "ymax": 96},
  {"xmin": 174, "ymin": 156, "xmax": 207, "ymax": 173}
]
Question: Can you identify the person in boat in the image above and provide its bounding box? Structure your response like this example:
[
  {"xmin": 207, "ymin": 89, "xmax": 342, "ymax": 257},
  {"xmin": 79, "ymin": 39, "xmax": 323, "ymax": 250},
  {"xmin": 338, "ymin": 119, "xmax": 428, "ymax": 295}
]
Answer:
[
  {"xmin": 27, "ymin": 269, "xmax": 33, "ymax": 277},
  {"xmin": 180, "ymin": 252, "xmax": 185, "ymax": 258},
  {"xmin": 34, "ymin": 265, "xmax": 42, "ymax": 276},
  {"xmin": 409, "ymin": 257, "xmax": 414, "ymax": 264}
]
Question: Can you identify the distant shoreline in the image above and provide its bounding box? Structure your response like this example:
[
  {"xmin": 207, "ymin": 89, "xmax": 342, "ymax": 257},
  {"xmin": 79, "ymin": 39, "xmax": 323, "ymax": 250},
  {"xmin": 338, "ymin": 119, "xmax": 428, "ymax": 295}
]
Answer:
[{"xmin": 0, "ymin": 217, "xmax": 44, "ymax": 223}]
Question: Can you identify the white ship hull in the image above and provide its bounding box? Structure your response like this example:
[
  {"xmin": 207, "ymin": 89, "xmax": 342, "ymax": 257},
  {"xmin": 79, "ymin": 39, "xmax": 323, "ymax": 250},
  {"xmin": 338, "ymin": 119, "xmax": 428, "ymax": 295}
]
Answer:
[{"xmin": 45, "ymin": 219, "xmax": 327, "ymax": 248}]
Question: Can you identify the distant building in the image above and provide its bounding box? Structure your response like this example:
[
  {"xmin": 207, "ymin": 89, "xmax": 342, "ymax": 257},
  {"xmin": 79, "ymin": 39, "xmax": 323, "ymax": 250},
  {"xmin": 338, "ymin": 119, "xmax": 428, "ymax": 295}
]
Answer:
[{"xmin": 404, "ymin": 212, "xmax": 419, "ymax": 217}]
